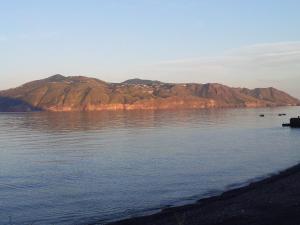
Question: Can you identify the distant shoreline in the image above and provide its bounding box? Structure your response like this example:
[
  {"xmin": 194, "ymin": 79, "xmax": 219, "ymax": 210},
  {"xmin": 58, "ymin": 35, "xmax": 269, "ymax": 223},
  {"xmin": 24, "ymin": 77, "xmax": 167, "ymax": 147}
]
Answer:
[
  {"xmin": 0, "ymin": 104, "xmax": 299, "ymax": 113},
  {"xmin": 104, "ymin": 163, "xmax": 300, "ymax": 225}
]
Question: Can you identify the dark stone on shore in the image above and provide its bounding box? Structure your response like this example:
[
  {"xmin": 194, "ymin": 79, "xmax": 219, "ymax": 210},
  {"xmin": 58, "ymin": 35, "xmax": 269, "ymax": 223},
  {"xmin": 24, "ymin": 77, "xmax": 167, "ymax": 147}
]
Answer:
[
  {"xmin": 104, "ymin": 164, "xmax": 300, "ymax": 225},
  {"xmin": 290, "ymin": 117, "xmax": 300, "ymax": 128},
  {"xmin": 282, "ymin": 117, "xmax": 300, "ymax": 128}
]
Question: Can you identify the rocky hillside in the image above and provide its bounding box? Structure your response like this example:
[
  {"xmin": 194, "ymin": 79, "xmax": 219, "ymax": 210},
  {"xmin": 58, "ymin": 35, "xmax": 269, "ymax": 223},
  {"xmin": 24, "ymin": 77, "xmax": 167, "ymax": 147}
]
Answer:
[{"xmin": 0, "ymin": 75, "xmax": 299, "ymax": 112}]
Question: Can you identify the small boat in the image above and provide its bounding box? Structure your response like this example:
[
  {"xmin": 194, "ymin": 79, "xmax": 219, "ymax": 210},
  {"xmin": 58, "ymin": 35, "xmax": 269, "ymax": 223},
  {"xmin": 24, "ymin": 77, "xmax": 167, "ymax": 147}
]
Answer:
[
  {"xmin": 259, "ymin": 114, "xmax": 265, "ymax": 117},
  {"xmin": 282, "ymin": 117, "xmax": 300, "ymax": 128},
  {"xmin": 278, "ymin": 113, "xmax": 287, "ymax": 116}
]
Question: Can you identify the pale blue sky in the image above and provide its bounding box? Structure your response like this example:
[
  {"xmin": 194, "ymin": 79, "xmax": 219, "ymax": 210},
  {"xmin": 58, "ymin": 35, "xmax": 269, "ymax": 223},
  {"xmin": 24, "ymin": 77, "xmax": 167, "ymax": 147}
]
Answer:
[{"xmin": 1, "ymin": 0, "xmax": 300, "ymax": 97}]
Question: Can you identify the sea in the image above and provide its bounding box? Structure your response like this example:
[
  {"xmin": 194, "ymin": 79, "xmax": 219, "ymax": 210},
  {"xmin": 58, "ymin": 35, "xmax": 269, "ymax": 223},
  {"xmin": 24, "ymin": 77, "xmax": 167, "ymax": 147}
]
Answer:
[{"xmin": 1, "ymin": 107, "xmax": 300, "ymax": 225}]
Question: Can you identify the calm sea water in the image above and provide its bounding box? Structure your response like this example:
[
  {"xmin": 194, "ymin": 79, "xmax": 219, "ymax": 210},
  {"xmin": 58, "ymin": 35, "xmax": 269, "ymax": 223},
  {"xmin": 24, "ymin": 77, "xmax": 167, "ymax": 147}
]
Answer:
[{"xmin": 1, "ymin": 107, "xmax": 300, "ymax": 225}]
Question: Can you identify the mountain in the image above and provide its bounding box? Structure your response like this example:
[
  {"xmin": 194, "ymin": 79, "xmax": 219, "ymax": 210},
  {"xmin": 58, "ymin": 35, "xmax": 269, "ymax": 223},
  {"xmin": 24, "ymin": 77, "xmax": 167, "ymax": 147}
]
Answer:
[
  {"xmin": 122, "ymin": 78, "xmax": 163, "ymax": 86},
  {"xmin": 0, "ymin": 75, "xmax": 299, "ymax": 112}
]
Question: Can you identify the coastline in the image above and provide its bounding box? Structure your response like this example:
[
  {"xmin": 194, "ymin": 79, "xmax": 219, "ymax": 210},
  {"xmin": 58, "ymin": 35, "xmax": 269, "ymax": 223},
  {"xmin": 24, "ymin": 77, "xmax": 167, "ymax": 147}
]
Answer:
[
  {"xmin": 1, "ymin": 104, "xmax": 298, "ymax": 114},
  {"xmin": 104, "ymin": 163, "xmax": 300, "ymax": 225}
]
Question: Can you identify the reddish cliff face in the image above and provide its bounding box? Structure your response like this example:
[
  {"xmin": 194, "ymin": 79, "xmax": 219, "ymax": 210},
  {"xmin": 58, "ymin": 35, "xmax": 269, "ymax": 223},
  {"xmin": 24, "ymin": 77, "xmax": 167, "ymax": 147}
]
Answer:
[{"xmin": 0, "ymin": 75, "xmax": 299, "ymax": 112}]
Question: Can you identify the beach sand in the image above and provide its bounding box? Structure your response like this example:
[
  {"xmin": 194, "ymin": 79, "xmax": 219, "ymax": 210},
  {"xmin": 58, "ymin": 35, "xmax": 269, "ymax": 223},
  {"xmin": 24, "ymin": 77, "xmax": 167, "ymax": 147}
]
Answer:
[{"xmin": 106, "ymin": 164, "xmax": 300, "ymax": 225}]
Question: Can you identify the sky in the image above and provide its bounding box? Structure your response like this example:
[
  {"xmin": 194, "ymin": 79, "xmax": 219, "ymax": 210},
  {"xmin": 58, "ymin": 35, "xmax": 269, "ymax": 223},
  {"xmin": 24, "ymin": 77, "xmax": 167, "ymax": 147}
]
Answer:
[{"xmin": 1, "ymin": 0, "xmax": 300, "ymax": 97}]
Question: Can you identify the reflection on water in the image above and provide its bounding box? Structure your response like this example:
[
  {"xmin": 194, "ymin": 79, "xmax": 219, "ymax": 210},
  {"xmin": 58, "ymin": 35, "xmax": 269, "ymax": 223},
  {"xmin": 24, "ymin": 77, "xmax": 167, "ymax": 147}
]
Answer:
[
  {"xmin": 8, "ymin": 109, "xmax": 242, "ymax": 131},
  {"xmin": 0, "ymin": 107, "xmax": 300, "ymax": 225}
]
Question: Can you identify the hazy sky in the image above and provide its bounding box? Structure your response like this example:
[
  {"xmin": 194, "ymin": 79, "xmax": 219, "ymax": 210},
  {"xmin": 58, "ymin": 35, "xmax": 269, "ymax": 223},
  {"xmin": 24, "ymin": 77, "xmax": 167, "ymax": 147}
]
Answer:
[{"xmin": 1, "ymin": 0, "xmax": 300, "ymax": 97}]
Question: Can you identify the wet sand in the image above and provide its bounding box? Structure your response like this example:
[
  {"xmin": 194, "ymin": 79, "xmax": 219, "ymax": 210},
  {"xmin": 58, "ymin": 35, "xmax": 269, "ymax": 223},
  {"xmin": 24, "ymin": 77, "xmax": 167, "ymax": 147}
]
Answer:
[{"xmin": 106, "ymin": 164, "xmax": 300, "ymax": 225}]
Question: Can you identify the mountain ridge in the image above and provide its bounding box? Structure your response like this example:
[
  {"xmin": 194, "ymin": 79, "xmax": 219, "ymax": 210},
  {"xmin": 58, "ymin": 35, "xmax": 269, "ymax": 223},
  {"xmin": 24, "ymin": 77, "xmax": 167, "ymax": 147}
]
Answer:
[{"xmin": 0, "ymin": 75, "xmax": 299, "ymax": 112}]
